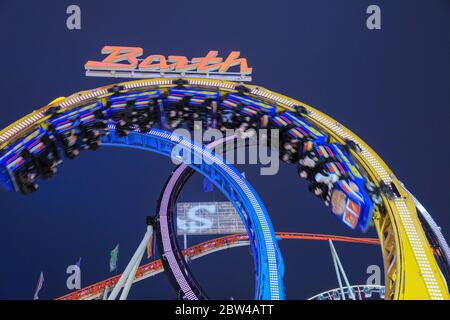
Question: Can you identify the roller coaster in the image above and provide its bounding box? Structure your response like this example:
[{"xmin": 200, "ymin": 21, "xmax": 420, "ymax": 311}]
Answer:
[
  {"xmin": 1, "ymin": 78, "xmax": 449, "ymax": 300},
  {"xmin": 57, "ymin": 232, "xmax": 380, "ymax": 300}
]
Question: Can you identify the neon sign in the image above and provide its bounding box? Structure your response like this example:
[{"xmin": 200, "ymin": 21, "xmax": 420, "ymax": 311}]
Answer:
[{"xmin": 85, "ymin": 46, "xmax": 252, "ymax": 81}]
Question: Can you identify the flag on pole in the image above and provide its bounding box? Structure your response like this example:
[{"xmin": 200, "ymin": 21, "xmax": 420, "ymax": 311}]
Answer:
[
  {"xmin": 33, "ymin": 272, "xmax": 44, "ymax": 300},
  {"xmin": 75, "ymin": 257, "xmax": 82, "ymax": 268},
  {"xmin": 109, "ymin": 244, "xmax": 119, "ymax": 272},
  {"xmin": 147, "ymin": 234, "xmax": 154, "ymax": 259},
  {"xmin": 202, "ymin": 177, "xmax": 214, "ymax": 193},
  {"xmin": 241, "ymin": 172, "xmax": 246, "ymax": 179}
]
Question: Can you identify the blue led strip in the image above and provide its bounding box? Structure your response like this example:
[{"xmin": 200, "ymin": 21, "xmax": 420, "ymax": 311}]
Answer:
[{"xmin": 102, "ymin": 126, "xmax": 285, "ymax": 300}]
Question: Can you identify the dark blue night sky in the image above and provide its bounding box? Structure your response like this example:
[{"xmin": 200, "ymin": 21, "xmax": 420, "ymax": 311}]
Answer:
[{"xmin": 0, "ymin": 0, "xmax": 449, "ymax": 300}]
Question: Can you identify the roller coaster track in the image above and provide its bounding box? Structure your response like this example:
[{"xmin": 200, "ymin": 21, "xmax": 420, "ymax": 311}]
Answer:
[
  {"xmin": 405, "ymin": 184, "xmax": 450, "ymax": 284},
  {"xmin": 101, "ymin": 127, "xmax": 284, "ymax": 300},
  {"xmin": 56, "ymin": 232, "xmax": 380, "ymax": 300},
  {"xmin": 308, "ymin": 285, "xmax": 386, "ymax": 300},
  {"xmin": 1, "ymin": 78, "xmax": 448, "ymax": 299},
  {"xmin": 154, "ymin": 135, "xmax": 238, "ymax": 300}
]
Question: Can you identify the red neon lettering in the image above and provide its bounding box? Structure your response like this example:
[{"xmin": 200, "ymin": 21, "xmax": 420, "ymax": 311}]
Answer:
[
  {"xmin": 85, "ymin": 46, "xmax": 143, "ymax": 70},
  {"xmin": 168, "ymin": 56, "xmax": 190, "ymax": 72},
  {"xmin": 219, "ymin": 51, "xmax": 252, "ymax": 74},
  {"xmin": 86, "ymin": 47, "xmax": 252, "ymax": 75},
  {"xmin": 139, "ymin": 55, "xmax": 169, "ymax": 70},
  {"xmin": 193, "ymin": 51, "xmax": 224, "ymax": 72},
  {"xmin": 139, "ymin": 55, "xmax": 190, "ymax": 72}
]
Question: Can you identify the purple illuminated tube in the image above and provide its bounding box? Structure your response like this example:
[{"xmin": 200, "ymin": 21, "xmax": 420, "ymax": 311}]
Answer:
[{"xmin": 157, "ymin": 135, "xmax": 237, "ymax": 300}]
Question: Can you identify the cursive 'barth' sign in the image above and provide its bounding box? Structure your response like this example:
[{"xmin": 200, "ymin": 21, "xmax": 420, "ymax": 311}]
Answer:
[{"xmin": 85, "ymin": 46, "xmax": 252, "ymax": 81}]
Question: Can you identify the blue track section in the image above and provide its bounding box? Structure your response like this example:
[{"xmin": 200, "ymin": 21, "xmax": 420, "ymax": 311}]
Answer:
[{"xmin": 102, "ymin": 127, "xmax": 285, "ymax": 300}]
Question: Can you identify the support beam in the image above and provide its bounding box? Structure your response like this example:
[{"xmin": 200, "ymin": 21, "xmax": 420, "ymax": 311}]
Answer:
[
  {"xmin": 329, "ymin": 240, "xmax": 356, "ymax": 300},
  {"xmin": 120, "ymin": 247, "xmax": 145, "ymax": 300},
  {"xmin": 108, "ymin": 225, "xmax": 153, "ymax": 300},
  {"xmin": 102, "ymin": 287, "xmax": 109, "ymax": 300}
]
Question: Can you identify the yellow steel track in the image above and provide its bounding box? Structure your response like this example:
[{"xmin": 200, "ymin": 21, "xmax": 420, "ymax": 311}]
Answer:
[{"xmin": 0, "ymin": 78, "xmax": 447, "ymax": 300}]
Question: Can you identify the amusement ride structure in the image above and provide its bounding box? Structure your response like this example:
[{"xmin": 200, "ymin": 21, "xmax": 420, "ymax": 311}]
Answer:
[{"xmin": 1, "ymin": 76, "xmax": 449, "ymax": 300}]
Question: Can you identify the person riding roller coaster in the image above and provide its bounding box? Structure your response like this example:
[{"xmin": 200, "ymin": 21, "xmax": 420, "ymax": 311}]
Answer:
[
  {"xmin": 14, "ymin": 133, "xmax": 61, "ymax": 193},
  {"xmin": 199, "ymin": 99, "xmax": 219, "ymax": 130},
  {"xmin": 218, "ymin": 102, "xmax": 272, "ymax": 137},
  {"xmin": 78, "ymin": 123, "xmax": 101, "ymax": 151},
  {"xmin": 164, "ymin": 94, "xmax": 217, "ymax": 132},
  {"xmin": 267, "ymin": 111, "xmax": 317, "ymax": 164},
  {"xmin": 218, "ymin": 95, "xmax": 245, "ymax": 132},
  {"xmin": 134, "ymin": 98, "xmax": 158, "ymax": 133},
  {"xmin": 58, "ymin": 128, "xmax": 80, "ymax": 159},
  {"xmin": 49, "ymin": 109, "xmax": 108, "ymax": 156},
  {"xmin": 182, "ymin": 97, "xmax": 202, "ymax": 131},
  {"xmin": 112, "ymin": 103, "xmax": 137, "ymax": 137},
  {"xmin": 297, "ymin": 141, "xmax": 350, "ymax": 205},
  {"xmin": 78, "ymin": 109, "xmax": 108, "ymax": 150},
  {"xmin": 47, "ymin": 118, "xmax": 79, "ymax": 160},
  {"xmin": 109, "ymin": 97, "xmax": 157, "ymax": 137},
  {"xmin": 15, "ymin": 167, "xmax": 38, "ymax": 194},
  {"xmin": 275, "ymin": 123, "xmax": 316, "ymax": 164},
  {"xmin": 308, "ymin": 165, "xmax": 346, "ymax": 206},
  {"xmin": 31, "ymin": 134, "xmax": 61, "ymax": 179},
  {"xmin": 165, "ymin": 95, "xmax": 189, "ymax": 129},
  {"xmin": 236, "ymin": 105, "xmax": 267, "ymax": 132},
  {"xmin": 217, "ymin": 105, "xmax": 237, "ymax": 132},
  {"xmin": 164, "ymin": 88, "xmax": 213, "ymax": 131},
  {"xmin": 186, "ymin": 98, "xmax": 216, "ymax": 131}
]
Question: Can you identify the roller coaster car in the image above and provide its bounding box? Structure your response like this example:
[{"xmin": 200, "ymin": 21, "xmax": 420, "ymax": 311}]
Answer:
[
  {"xmin": 49, "ymin": 102, "xmax": 108, "ymax": 153},
  {"xmin": 165, "ymin": 89, "xmax": 220, "ymax": 130},
  {"xmin": 238, "ymin": 106, "xmax": 268, "ymax": 130},
  {"xmin": 217, "ymin": 107, "xmax": 236, "ymax": 131},
  {"xmin": 268, "ymin": 114, "xmax": 301, "ymax": 162},
  {"xmin": 328, "ymin": 178, "xmax": 374, "ymax": 231},
  {"xmin": 192, "ymin": 98, "xmax": 218, "ymax": 130},
  {"xmin": 135, "ymin": 99, "xmax": 158, "ymax": 133},
  {"xmin": 219, "ymin": 93, "xmax": 276, "ymax": 131},
  {"xmin": 298, "ymin": 143, "xmax": 359, "ymax": 180},
  {"xmin": 78, "ymin": 123, "xmax": 101, "ymax": 151},
  {"xmin": 0, "ymin": 151, "xmax": 31, "ymax": 192},
  {"xmin": 281, "ymin": 112, "xmax": 327, "ymax": 144},
  {"xmin": 269, "ymin": 112, "xmax": 327, "ymax": 163},
  {"xmin": 297, "ymin": 142, "xmax": 375, "ymax": 231},
  {"xmin": 0, "ymin": 128, "xmax": 61, "ymax": 194},
  {"xmin": 57, "ymin": 128, "xmax": 81, "ymax": 159},
  {"xmin": 301, "ymin": 154, "xmax": 346, "ymax": 200},
  {"xmin": 108, "ymin": 90, "xmax": 162, "ymax": 135},
  {"xmin": 26, "ymin": 134, "xmax": 61, "ymax": 179}
]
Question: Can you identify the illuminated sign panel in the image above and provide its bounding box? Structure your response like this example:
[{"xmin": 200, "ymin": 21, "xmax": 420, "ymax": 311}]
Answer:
[
  {"xmin": 85, "ymin": 46, "xmax": 252, "ymax": 81},
  {"xmin": 176, "ymin": 202, "xmax": 247, "ymax": 235}
]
